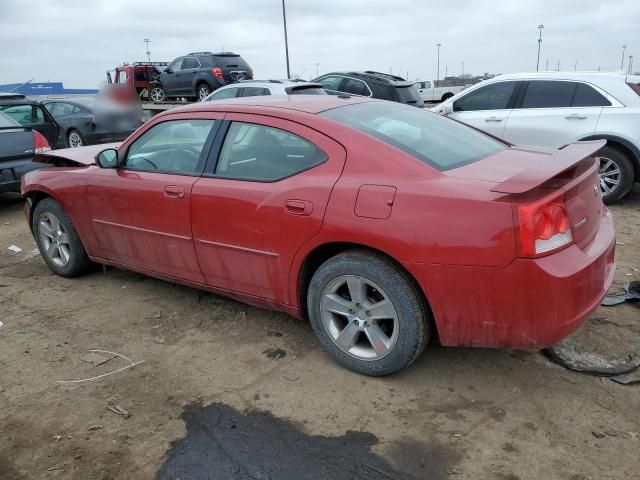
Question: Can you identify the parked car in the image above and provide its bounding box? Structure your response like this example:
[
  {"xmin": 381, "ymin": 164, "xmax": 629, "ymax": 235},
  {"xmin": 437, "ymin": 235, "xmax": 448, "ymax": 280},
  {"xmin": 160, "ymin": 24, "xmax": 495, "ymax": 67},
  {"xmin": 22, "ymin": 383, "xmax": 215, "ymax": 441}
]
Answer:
[
  {"xmin": 312, "ymin": 71, "xmax": 424, "ymax": 107},
  {"xmin": 414, "ymin": 80, "xmax": 465, "ymax": 102},
  {"xmin": 202, "ymin": 79, "xmax": 326, "ymax": 102},
  {"xmin": 432, "ymin": 72, "xmax": 640, "ymax": 203},
  {"xmin": 0, "ymin": 111, "xmax": 50, "ymax": 193},
  {"xmin": 150, "ymin": 51, "xmax": 254, "ymax": 102},
  {"xmin": 22, "ymin": 96, "xmax": 614, "ymax": 376},
  {"xmin": 42, "ymin": 98, "xmax": 141, "ymax": 148},
  {"xmin": 0, "ymin": 95, "xmax": 59, "ymax": 147}
]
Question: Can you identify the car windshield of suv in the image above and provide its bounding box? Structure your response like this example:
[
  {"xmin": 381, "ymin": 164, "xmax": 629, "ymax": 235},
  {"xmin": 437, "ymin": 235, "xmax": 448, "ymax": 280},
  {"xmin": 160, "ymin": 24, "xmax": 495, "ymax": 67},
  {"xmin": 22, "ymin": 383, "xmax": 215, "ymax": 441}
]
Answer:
[{"xmin": 321, "ymin": 102, "xmax": 506, "ymax": 171}]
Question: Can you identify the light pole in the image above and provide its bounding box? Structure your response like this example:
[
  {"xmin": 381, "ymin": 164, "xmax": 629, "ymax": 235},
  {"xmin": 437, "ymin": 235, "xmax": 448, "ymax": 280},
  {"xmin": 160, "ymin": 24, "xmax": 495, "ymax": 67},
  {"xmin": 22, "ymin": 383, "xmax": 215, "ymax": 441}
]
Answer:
[
  {"xmin": 144, "ymin": 38, "xmax": 151, "ymax": 62},
  {"xmin": 574, "ymin": 60, "xmax": 578, "ymax": 71},
  {"xmin": 436, "ymin": 43, "xmax": 442, "ymax": 84},
  {"xmin": 629, "ymin": 56, "xmax": 634, "ymax": 75},
  {"xmin": 315, "ymin": 62, "xmax": 319, "ymax": 78},
  {"xmin": 281, "ymin": 0, "xmax": 291, "ymax": 79},
  {"xmin": 621, "ymin": 45, "xmax": 627, "ymax": 70},
  {"xmin": 536, "ymin": 24, "xmax": 544, "ymax": 72}
]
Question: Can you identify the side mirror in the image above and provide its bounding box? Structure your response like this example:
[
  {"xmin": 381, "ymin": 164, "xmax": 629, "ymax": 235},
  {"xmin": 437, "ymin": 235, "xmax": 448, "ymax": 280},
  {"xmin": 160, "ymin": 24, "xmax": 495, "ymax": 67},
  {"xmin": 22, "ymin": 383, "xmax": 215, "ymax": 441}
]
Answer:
[
  {"xmin": 95, "ymin": 148, "xmax": 118, "ymax": 168},
  {"xmin": 164, "ymin": 67, "xmax": 172, "ymax": 74},
  {"xmin": 440, "ymin": 102, "xmax": 454, "ymax": 116}
]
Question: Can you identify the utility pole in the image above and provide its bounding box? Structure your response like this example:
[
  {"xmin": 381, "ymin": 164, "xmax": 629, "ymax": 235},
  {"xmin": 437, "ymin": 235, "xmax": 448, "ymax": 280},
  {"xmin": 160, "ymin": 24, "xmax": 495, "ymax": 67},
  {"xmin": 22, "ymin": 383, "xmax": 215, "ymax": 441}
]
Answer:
[
  {"xmin": 445, "ymin": 64, "xmax": 448, "ymax": 79},
  {"xmin": 557, "ymin": 59, "xmax": 560, "ymax": 71},
  {"xmin": 315, "ymin": 62, "xmax": 319, "ymax": 78},
  {"xmin": 436, "ymin": 43, "xmax": 442, "ymax": 84},
  {"xmin": 621, "ymin": 45, "xmax": 627, "ymax": 70},
  {"xmin": 536, "ymin": 24, "xmax": 544, "ymax": 71},
  {"xmin": 461, "ymin": 61, "xmax": 464, "ymax": 76},
  {"xmin": 629, "ymin": 56, "xmax": 634, "ymax": 75},
  {"xmin": 574, "ymin": 60, "xmax": 578, "ymax": 71},
  {"xmin": 545, "ymin": 58, "xmax": 549, "ymax": 71},
  {"xmin": 281, "ymin": 0, "xmax": 291, "ymax": 79},
  {"xmin": 144, "ymin": 38, "xmax": 151, "ymax": 62}
]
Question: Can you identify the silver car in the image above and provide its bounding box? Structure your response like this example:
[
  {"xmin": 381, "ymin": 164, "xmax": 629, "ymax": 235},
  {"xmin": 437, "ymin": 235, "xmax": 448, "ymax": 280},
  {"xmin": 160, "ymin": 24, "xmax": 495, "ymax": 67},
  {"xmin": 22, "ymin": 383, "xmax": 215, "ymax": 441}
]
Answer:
[{"xmin": 202, "ymin": 79, "xmax": 326, "ymax": 102}]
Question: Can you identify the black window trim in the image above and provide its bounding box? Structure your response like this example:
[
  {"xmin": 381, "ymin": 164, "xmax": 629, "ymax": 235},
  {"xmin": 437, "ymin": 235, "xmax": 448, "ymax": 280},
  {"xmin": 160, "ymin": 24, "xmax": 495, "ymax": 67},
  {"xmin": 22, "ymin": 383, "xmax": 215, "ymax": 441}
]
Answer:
[
  {"xmin": 452, "ymin": 80, "xmax": 522, "ymax": 112},
  {"xmin": 201, "ymin": 119, "xmax": 329, "ymax": 183},
  {"xmin": 513, "ymin": 79, "xmax": 613, "ymax": 109},
  {"xmin": 120, "ymin": 118, "xmax": 222, "ymax": 177}
]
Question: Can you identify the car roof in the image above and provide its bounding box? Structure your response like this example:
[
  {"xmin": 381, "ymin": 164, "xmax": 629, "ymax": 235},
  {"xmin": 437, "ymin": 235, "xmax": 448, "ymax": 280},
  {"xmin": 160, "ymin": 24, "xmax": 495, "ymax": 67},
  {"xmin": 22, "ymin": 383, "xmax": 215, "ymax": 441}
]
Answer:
[
  {"xmin": 0, "ymin": 92, "xmax": 26, "ymax": 100},
  {"xmin": 0, "ymin": 97, "xmax": 41, "ymax": 106},
  {"xmin": 490, "ymin": 71, "xmax": 631, "ymax": 82},
  {"xmin": 164, "ymin": 95, "xmax": 374, "ymax": 116},
  {"xmin": 236, "ymin": 79, "xmax": 321, "ymax": 87},
  {"xmin": 320, "ymin": 71, "xmax": 412, "ymax": 86}
]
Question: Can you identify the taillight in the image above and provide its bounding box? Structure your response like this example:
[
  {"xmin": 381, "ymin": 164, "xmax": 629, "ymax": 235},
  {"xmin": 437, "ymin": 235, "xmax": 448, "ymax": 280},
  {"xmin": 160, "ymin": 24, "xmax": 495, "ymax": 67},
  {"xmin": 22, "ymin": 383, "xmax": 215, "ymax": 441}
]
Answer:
[
  {"xmin": 515, "ymin": 196, "xmax": 573, "ymax": 257},
  {"xmin": 33, "ymin": 131, "xmax": 51, "ymax": 153},
  {"xmin": 211, "ymin": 67, "xmax": 224, "ymax": 79},
  {"xmin": 627, "ymin": 82, "xmax": 640, "ymax": 96}
]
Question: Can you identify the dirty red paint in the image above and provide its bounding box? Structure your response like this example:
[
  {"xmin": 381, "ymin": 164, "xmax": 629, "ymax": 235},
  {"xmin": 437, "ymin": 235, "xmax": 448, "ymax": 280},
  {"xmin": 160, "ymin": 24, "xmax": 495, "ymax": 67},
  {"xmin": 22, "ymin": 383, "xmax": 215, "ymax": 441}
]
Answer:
[{"xmin": 21, "ymin": 96, "xmax": 615, "ymax": 349}]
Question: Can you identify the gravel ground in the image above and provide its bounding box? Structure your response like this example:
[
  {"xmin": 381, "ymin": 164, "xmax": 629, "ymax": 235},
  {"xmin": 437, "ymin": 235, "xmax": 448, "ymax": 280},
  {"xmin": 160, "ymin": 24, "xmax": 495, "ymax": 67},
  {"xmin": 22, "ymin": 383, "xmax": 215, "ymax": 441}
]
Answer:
[{"xmin": 1, "ymin": 185, "xmax": 639, "ymax": 480}]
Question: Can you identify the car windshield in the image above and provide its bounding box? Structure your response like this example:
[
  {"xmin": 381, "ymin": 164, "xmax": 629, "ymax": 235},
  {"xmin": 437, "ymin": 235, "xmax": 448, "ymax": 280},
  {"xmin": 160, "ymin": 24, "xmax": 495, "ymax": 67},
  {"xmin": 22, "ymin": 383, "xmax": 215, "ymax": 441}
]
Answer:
[{"xmin": 320, "ymin": 102, "xmax": 506, "ymax": 171}]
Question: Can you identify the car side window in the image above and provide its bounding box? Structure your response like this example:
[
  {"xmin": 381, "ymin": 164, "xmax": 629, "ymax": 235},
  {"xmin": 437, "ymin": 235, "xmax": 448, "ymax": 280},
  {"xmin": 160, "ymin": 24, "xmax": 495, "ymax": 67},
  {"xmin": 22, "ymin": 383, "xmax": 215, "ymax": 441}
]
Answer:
[
  {"xmin": 520, "ymin": 81, "xmax": 576, "ymax": 108},
  {"xmin": 215, "ymin": 122, "xmax": 327, "ymax": 181},
  {"xmin": 168, "ymin": 58, "xmax": 183, "ymax": 71},
  {"xmin": 341, "ymin": 78, "xmax": 370, "ymax": 97},
  {"xmin": 182, "ymin": 57, "xmax": 199, "ymax": 69},
  {"xmin": 53, "ymin": 103, "xmax": 75, "ymax": 116},
  {"xmin": 572, "ymin": 83, "xmax": 611, "ymax": 107},
  {"xmin": 125, "ymin": 119, "xmax": 216, "ymax": 174},
  {"xmin": 0, "ymin": 104, "xmax": 45, "ymax": 125},
  {"xmin": 207, "ymin": 87, "xmax": 240, "ymax": 101},
  {"xmin": 453, "ymin": 81, "xmax": 517, "ymax": 112},
  {"xmin": 424, "ymin": 81, "xmax": 432, "ymax": 88},
  {"xmin": 315, "ymin": 75, "xmax": 343, "ymax": 92},
  {"xmin": 239, "ymin": 87, "xmax": 271, "ymax": 97},
  {"xmin": 117, "ymin": 70, "xmax": 128, "ymax": 84}
]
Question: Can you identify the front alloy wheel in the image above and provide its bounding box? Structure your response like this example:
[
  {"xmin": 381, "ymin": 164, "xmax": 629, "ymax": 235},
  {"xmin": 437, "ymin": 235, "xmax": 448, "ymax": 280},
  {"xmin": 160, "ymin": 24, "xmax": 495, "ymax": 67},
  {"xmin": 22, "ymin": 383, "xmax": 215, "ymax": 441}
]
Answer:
[
  {"xmin": 149, "ymin": 85, "xmax": 166, "ymax": 102},
  {"xmin": 38, "ymin": 211, "xmax": 71, "ymax": 268}
]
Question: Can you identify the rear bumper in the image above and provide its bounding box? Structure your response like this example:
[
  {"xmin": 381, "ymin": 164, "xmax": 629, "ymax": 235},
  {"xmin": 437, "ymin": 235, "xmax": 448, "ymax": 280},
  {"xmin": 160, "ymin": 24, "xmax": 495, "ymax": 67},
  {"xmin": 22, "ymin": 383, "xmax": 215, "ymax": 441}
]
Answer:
[
  {"xmin": 0, "ymin": 159, "xmax": 43, "ymax": 193},
  {"xmin": 404, "ymin": 209, "xmax": 616, "ymax": 349}
]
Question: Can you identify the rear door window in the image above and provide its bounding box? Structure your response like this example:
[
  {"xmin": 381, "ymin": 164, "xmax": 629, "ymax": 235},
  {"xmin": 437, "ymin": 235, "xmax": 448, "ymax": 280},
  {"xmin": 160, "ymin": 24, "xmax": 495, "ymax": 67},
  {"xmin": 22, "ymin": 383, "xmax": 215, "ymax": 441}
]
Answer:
[
  {"xmin": 239, "ymin": 87, "xmax": 271, "ymax": 97},
  {"xmin": 341, "ymin": 78, "xmax": 370, "ymax": 96},
  {"xmin": 182, "ymin": 57, "xmax": 199, "ymax": 69},
  {"xmin": 453, "ymin": 81, "xmax": 518, "ymax": 111},
  {"xmin": 168, "ymin": 58, "xmax": 184, "ymax": 71},
  {"xmin": 0, "ymin": 104, "xmax": 45, "ymax": 125},
  {"xmin": 572, "ymin": 83, "xmax": 611, "ymax": 107},
  {"xmin": 521, "ymin": 81, "xmax": 576, "ymax": 108}
]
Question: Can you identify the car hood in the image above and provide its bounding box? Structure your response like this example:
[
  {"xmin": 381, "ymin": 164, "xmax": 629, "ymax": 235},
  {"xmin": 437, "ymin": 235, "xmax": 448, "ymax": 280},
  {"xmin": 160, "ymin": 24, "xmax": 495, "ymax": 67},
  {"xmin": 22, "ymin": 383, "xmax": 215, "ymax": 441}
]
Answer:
[{"xmin": 34, "ymin": 142, "xmax": 121, "ymax": 167}]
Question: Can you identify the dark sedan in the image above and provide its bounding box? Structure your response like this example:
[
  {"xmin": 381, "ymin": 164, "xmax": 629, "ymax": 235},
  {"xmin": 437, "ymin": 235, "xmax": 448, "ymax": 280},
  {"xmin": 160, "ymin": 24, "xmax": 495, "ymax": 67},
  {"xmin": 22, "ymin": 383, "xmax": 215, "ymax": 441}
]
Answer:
[{"xmin": 42, "ymin": 98, "xmax": 142, "ymax": 148}]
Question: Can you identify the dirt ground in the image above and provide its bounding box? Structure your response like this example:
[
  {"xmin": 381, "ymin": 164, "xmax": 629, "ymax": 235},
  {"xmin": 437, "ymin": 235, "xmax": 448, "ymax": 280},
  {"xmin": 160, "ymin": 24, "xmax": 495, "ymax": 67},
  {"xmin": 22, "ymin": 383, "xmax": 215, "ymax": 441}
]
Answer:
[{"xmin": 1, "ymin": 186, "xmax": 639, "ymax": 480}]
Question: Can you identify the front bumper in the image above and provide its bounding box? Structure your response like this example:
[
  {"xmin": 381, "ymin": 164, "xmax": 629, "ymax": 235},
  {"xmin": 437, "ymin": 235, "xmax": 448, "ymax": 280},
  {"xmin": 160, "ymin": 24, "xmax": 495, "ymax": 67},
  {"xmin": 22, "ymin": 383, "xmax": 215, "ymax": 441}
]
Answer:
[{"xmin": 404, "ymin": 209, "xmax": 616, "ymax": 349}]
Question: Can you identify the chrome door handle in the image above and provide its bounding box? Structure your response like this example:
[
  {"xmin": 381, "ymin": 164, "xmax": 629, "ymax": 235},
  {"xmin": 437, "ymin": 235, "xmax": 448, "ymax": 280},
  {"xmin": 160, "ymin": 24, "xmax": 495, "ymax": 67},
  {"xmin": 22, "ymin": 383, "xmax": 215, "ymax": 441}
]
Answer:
[
  {"xmin": 485, "ymin": 117, "xmax": 503, "ymax": 122},
  {"xmin": 565, "ymin": 114, "xmax": 587, "ymax": 120}
]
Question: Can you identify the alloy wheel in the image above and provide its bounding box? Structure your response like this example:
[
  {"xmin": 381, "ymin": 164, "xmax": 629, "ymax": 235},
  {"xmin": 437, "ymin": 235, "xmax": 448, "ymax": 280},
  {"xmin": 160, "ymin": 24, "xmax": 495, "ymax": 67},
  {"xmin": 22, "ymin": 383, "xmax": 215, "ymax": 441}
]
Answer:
[
  {"xmin": 320, "ymin": 275, "xmax": 399, "ymax": 361},
  {"xmin": 198, "ymin": 86, "xmax": 210, "ymax": 101},
  {"xmin": 38, "ymin": 212, "xmax": 71, "ymax": 268},
  {"xmin": 150, "ymin": 87, "xmax": 165, "ymax": 102},
  {"xmin": 68, "ymin": 131, "xmax": 83, "ymax": 148},
  {"xmin": 597, "ymin": 156, "xmax": 621, "ymax": 196}
]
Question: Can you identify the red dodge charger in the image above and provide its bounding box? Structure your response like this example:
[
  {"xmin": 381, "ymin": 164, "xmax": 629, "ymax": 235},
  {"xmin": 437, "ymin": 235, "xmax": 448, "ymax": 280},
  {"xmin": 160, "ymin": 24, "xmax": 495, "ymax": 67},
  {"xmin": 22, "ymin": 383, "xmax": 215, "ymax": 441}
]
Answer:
[{"xmin": 21, "ymin": 96, "xmax": 615, "ymax": 375}]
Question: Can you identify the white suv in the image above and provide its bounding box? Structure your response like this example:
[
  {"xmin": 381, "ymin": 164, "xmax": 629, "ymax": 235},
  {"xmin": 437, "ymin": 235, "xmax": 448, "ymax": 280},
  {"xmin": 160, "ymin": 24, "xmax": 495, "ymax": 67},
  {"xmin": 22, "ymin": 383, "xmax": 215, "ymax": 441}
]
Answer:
[
  {"xmin": 433, "ymin": 72, "xmax": 640, "ymax": 202},
  {"xmin": 202, "ymin": 79, "xmax": 326, "ymax": 102}
]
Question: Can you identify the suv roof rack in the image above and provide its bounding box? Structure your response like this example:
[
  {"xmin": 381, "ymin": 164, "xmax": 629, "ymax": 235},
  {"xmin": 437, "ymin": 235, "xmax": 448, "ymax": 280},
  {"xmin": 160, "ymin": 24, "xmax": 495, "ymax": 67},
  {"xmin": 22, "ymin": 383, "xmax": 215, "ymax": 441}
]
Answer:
[
  {"xmin": 362, "ymin": 70, "xmax": 407, "ymax": 82},
  {"xmin": 131, "ymin": 62, "xmax": 168, "ymax": 66}
]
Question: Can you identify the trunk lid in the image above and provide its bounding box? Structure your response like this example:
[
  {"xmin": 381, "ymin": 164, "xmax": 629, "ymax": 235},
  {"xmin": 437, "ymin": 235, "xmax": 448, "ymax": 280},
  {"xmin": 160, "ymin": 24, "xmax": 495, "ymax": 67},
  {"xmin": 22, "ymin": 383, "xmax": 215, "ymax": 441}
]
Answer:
[
  {"xmin": 0, "ymin": 128, "xmax": 34, "ymax": 163},
  {"xmin": 446, "ymin": 140, "xmax": 606, "ymax": 250}
]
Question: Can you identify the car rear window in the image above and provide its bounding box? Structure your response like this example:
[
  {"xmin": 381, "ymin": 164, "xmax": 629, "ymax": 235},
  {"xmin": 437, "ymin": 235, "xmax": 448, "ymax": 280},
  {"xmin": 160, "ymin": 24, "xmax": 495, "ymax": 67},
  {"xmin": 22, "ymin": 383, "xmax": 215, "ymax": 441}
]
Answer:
[
  {"xmin": 204, "ymin": 54, "xmax": 250, "ymax": 69},
  {"xmin": 394, "ymin": 85, "xmax": 421, "ymax": 104},
  {"xmin": 0, "ymin": 111, "xmax": 19, "ymax": 127},
  {"xmin": 321, "ymin": 102, "xmax": 506, "ymax": 171},
  {"xmin": 287, "ymin": 85, "xmax": 327, "ymax": 95}
]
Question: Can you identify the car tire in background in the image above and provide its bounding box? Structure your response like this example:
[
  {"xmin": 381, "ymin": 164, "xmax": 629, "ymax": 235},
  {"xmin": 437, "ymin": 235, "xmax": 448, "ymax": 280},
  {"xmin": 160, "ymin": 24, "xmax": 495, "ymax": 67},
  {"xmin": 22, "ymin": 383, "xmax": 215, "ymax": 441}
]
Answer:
[
  {"xmin": 149, "ymin": 84, "xmax": 166, "ymax": 103},
  {"xmin": 597, "ymin": 145, "xmax": 635, "ymax": 204},
  {"xmin": 307, "ymin": 249, "xmax": 431, "ymax": 376},
  {"xmin": 197, "ymin": 83, "xmax": 211, "ymax": 101},
  {"xmin": 32, "ymin": 198, "xmax": 93, "ymax": 277},
  {"xmin": 441, "ymin": 92, "xmax": 454, "ymax": 101},
  {"xmin": 67, "ymin": 129, "xmax": 85, "ymax": 148}
]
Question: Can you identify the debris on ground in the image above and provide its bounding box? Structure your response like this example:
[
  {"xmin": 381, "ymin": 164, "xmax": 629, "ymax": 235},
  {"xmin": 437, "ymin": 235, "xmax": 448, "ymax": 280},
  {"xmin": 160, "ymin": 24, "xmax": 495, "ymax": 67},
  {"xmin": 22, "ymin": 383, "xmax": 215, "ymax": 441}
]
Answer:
[
  {"xmin": 106, "ymin": 404, "xmax": 131, "ymax": 418},
  {"xmin": 80, "ymin": 351, "xmax": 115, "ymax": 367},
  {"xmin": 58, "ymin": 349, "xmax": 144, "ymax": 384},
  {"xmin": 601, "ymin": 281, "xmax": 640, "ymax": 306},
  {"xmin": 7, "ymin": 245, "xmax": 22, "ymax": 253},
  {"xmin": 610, "ymin": 368, "xmax": 640, "ymax": 385},
  {"xmin": 146, "ymin": 311, "xmax": 162, "ymax": 320},
  {"xmin": 87, "ymin": 424, "xmax": 103, "ymax": 431},
  {"xmin": 546, "ymin": 342, "xmax": 640, "ymax": 376}
]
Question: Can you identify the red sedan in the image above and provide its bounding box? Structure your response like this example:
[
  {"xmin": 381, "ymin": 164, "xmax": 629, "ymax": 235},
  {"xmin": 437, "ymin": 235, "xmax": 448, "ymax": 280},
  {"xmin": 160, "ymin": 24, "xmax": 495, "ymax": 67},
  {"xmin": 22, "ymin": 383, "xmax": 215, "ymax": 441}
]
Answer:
[{"xmin": 21, "ymin": 96, "xmax": 615, "ymax": 376}]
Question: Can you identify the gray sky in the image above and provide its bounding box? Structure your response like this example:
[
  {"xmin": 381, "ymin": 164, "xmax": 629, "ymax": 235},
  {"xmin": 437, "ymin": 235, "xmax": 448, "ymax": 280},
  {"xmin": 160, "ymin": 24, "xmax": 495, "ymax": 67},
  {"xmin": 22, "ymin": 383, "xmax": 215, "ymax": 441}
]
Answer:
[{"xmin": 0, "ymin": 0, "xmax": 638, "ymax": 88}]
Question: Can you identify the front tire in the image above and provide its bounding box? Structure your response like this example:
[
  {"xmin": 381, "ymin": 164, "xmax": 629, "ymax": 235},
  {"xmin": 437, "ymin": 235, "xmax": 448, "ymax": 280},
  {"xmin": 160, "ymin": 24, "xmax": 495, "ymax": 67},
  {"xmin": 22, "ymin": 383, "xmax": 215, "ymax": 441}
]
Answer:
[
  {"xmin": 307, "ymin": 250, "xmax": 430, "ymax": 376},
  {"xmin": 441, "ymin": 92, "xmax": 454, "ymax": 101},
  {"xmin": 149, "ymin": 84, "xmax": 166, "ymax": 103},
  {"xmin": 32, "ymin": 198, "xmax": 92, "ymax": 277},
  {"xmin": 597, "ymin": 145, "xmax": 635, "ymax": 204}
]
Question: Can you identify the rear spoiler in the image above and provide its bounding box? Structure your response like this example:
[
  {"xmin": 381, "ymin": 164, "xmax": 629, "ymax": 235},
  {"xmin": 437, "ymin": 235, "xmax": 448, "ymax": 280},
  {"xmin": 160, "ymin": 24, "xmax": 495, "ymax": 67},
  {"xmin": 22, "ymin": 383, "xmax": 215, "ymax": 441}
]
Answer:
[{"xmin": 490, "ymin": 140, "xmax": 606, "ymax": 194}]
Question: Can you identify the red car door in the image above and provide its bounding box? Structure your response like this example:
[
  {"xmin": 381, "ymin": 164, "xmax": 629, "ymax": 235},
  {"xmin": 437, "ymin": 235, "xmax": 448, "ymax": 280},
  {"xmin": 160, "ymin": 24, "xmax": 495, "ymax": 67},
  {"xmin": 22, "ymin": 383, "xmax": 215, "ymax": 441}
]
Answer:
[
  {"xmin": 191, "ymin": 113, "xmax": 346, "ymax": 305},
  {"xmin": 88, "ymin": 115, "xmax": 223, "ymax": 283}
]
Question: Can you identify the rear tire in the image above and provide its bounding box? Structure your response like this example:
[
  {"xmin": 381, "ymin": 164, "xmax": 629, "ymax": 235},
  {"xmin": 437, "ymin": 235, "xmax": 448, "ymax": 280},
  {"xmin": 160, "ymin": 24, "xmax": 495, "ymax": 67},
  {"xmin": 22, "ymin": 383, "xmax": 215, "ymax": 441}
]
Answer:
[
  {"xmin": 307, "ymin": 250, "xmax": 430, "ymax": 376},
  {"xmin": 197, "ymin": 83, "xmax": 211, "ymax": 101},
  {"xmin": 67, "ymin": 129, "xmax": 85, "ymax": 148},
  {"xmin": 597, "ymin": 145, "xmax": 634, "ymax": 204},
  {"xmin": 32, "ymin": 198, "xmax": 92, "ymax": 277},
  {"xmin": 441, "ymin": 92, "xmax": 454, "ymax": 101}
]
